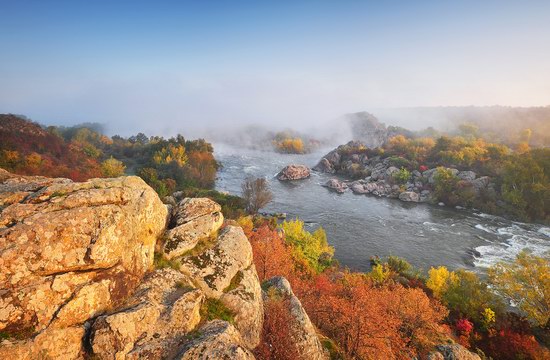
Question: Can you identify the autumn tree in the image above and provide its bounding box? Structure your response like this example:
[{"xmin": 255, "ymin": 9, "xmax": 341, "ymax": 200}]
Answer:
[
  {"xmin": 184, "ymin": 151, "xmax": 218, "ymax": 188},
  {"xmin": 153, "ymin": 143, "xmax": 187, "ymax": 166},
  {"xmin": 301, "ymin": 273, "xmax": 449, "ymax": 359},
  {"xmin": 488, "ymin": 252, "xmax": 550, "ymax": 328},
  {"xmin": 241, "ymin": 177, "xmax": 273, "ymax": 213},
  {"xmin": 427, "ymin": 267, "xmax": 502, "ymax": 323},
  {"xmin": 249, "ymin": 226, "xmax": 294, "ymax": 282},
  {"xmin": 280, "ymin": 219, "xmax": 333, "ymax": 273},
  {"xmin": 101, "ymin": 156, "xmax": 126, "ymax": 177}
]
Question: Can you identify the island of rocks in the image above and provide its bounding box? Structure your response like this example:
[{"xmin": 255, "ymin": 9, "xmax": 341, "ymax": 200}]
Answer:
[{"xmin": 314, "ymin": 141, "xmax": 494, "ymax": 205}]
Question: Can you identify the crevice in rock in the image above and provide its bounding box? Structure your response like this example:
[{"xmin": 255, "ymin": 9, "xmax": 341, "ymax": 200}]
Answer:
[{"xmin": 37, "ymin": 262, "xmax": 119, "ymax": 277}]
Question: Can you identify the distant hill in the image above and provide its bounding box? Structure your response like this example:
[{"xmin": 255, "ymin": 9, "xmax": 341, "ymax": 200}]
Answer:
[{"xmin": 371, "ymin": 106, "xmax": 550, "ymax": 147}]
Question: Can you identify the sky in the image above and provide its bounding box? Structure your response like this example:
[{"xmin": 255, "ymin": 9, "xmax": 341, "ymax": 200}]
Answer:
[{"xmin": 1, "ymin": 0, "xmax": 549, "ymax": 135}]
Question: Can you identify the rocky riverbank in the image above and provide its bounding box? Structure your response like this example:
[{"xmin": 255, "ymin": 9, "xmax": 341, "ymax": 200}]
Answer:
[{"xmin": 314, "ymin": 141, "xmax": 496, "ymax": 206}]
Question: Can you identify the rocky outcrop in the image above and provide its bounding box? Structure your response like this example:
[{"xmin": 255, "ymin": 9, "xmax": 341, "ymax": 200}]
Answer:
[
  {"xmin": 0, "ymin": 171, "xmax": 168, "ymax": 359},
  {"xmin": 263, "ymin": 277, "xmax": 329, "ymax": 360},
  {"xmin": 427, "ymin": 344, "xmax": 482, "ymax": 360},
  {"xmin": 0, "ymin": 169, "xmax": 265, "ymax": 359},
  {"xmin": 90, "ymin": 269, "xmax": 203, "ymax": 359},
  {"xmin": 176, "ymin": 320, "xmax": 255, "ymax": 360},
  {"xmin": 178, "ymin": 224, "xmax": 263, "ymax": 348},
  {"xmin": 277, "ymin": 164, "xmax": 311, "ymax": 181},
  {"xmin": 220, "ymin": 265, "xmax": 264, "ymax": 349},
  {"xmin": 163, "ymin": 198, "xmax": 224, "ymax": 259}
]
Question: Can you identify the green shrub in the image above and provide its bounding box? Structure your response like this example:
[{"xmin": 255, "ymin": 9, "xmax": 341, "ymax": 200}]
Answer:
[
  {"xmin": 388, "ymin": 156, "xmax": 412, "ymax": 169},
  {"xmin": 153, "ymin": 252, "xmax": 180, "ymax": 270},
  {"xmin": 280, "ymin": 219, "xmax": 335, "ymax": 273},
  {"xmin": 392, "ymin": 168, "xmax": 411, "ymax": 184},
  {"xmin": 200, "ymin": 298, "xmax": 235, "ymax": 323}
]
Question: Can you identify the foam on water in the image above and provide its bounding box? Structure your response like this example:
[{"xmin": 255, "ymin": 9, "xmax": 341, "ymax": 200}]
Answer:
[
  {"xmin": 473, "ymin": 225, "xmax": 550, "ymax": 268},
  {"xmin": 539, "ymin": 227, "xmax": 550, "ymax": 237},
  {"xmin": 475, "ymin": 224, "xmax": 495, "ymax": 234}
]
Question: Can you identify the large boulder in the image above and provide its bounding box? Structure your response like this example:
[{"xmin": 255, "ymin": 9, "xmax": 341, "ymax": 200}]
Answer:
[
  {"xmin": 0, "ymin": 170, "xmax": 168, "ymax": 359},
  {"xmin": 263, "ymin": 277, "xmax": 329, "ymax": 360},
  {"xmin": 177, "ymin": 224, "xmax": 264, "ymax": 348},
  {"xmin": 175, "ymin": 320, "xmax": 255, "ymax": 360},
  {"xmin": 277, "ymin": 164, "xmax": 311, "ymax": 181},
  {"xmin": 179, "ymin": 226, "xmax": 254, "ymax": 299},
  {"xmin": 471, "ymin": 176, "xmax": 490, "ymax": 193},
  {"xmin": 90, "ymin": 268, "xmax": 203, "ymax": 360},
  {"xmin": 163, "ymin": 198, "xmax": 224, "ymax": 259}
]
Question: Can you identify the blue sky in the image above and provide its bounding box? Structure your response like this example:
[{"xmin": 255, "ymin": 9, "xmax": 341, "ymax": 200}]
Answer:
[{"xmin": 1, "ymin": 0, "xmax": 549, "ymax": 135}]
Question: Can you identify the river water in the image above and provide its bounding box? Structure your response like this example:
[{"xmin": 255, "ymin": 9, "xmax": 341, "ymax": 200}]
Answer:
[{"xmin": 214, "ymin": 144, "xmax": 550, "ymax": 273}]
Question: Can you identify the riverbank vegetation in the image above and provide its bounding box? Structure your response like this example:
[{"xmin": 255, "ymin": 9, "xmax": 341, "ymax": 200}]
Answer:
[
  {"xmin": 242, "ymin": 217, "xmax": 550, "ymax": 359},
  {"xmin": 325, "ymin": 129, "xmax": 549, "ymax": 223}
]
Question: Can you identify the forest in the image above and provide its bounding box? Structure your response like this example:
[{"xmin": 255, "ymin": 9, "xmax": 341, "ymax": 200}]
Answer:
[{"xmin": 0, "ymin": 114, "xmax": 220, "ymax": 198}]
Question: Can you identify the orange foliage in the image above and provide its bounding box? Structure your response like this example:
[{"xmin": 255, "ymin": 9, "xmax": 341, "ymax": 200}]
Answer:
[
  {"xmin": 184, "ymin": 151, "xmax": 218, "ymax": 188},
  {"xmin": 254, "ymin": 295, "xmax": 300, "ymax": 360},
  {"xmin": 274, "ymin": 138, "xmax": 305, "ymax": 154},
  {"xmin": 249, "ymin": 226, "xmax": 294, "ymax": 282},
  {"xmin": 295, "ymin": 273, "xmax": 450, "ymax": 359}
]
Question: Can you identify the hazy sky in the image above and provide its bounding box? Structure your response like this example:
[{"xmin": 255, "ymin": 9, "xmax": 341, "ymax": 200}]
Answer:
[{"xmin": 1, "ymin": 0, "xmax": 549, "ymax": 135}]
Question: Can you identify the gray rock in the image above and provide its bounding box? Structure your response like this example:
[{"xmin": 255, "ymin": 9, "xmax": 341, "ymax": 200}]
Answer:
[
  {"xmin": 323, "ymin": 179, "xmax": 348, "ymax": 193},
  {"xmin": 471, "ymin": 176, "xmax": 490, "ymax": 192},
  {"xmin": 428, "ymin": 344, "xmax": 481, "ymax": 360},
  {"xmin": 457, "ymin": 171, "xmax": 476, "ymax": 181},
  {"xmin": 399, "ymin": 191, "xmax": 420, "ymax": 202}
]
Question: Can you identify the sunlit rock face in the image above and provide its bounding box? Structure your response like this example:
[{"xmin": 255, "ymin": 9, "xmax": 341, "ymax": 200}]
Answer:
[
  {"xmin": 0, "ymin": 169, "xmax": 267, "ymax": 359},
  {"xmin": 263, "ymin": 276, "xmax": 329, "ymax": 360},
  {"xmin": 0, "ymin": 169, "xmax": 168, "ymax": 359}
]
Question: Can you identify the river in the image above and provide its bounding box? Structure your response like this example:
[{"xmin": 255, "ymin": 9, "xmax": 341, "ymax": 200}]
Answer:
[{"xmin": 214, "ymin": 144, "xmax": 550, "ymax": 273}]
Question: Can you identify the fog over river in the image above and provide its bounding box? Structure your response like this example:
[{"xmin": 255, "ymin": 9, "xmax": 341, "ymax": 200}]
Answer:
[{"xmin": 214, "ymin": 145, "xmax": 550, "ymax": 273}]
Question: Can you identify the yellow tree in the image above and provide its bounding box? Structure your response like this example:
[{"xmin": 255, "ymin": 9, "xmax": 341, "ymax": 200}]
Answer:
[
  {"xmin": 488, "ymin": 252, "xmax": 550, "ymax": 327},
  {"xmin": 153, "ymin": 144, "xmax": 187, "ymax": 166},
  {"xmin": 427, "ymin": 266, "xmax": 456, "ymax": 298},
  {"xmin": 101, "ymin": 157, "xmax": 126, "ymax": 177}
]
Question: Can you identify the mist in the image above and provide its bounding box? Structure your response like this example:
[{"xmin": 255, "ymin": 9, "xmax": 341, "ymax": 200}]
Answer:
[{"xmin": 1, "ymin": 1, "xmax": 549, "ymax": 139}]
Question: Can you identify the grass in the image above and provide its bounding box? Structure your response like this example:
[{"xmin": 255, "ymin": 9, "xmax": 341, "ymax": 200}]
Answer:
[
  {"xmin": 181, "ymin": 230, "xmax": 219, "ymax": 259},
  {"xmin": 200, "ymin": 298, "xmax": 235, "ymax": 324},
  {"xmin": 153, "ymin": 252, "xmax": 181, "ymax": 270}
]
